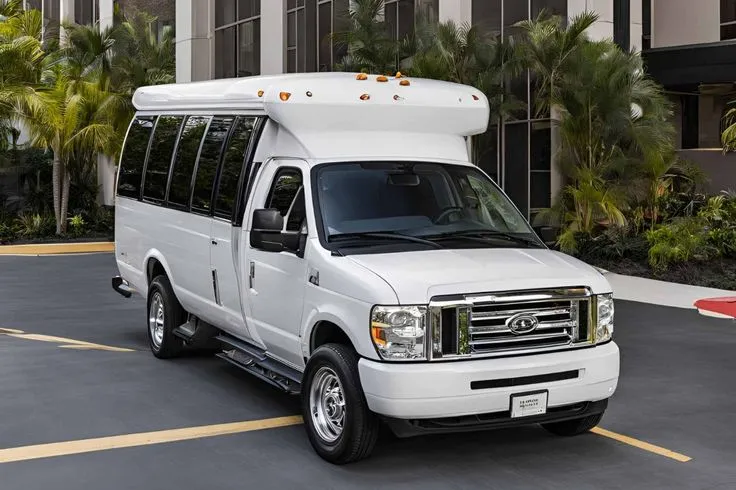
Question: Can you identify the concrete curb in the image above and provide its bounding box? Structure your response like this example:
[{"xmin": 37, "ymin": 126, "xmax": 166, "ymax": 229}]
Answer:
[{"xmin": 0, "ymin": 242, "xmax": 114, "ymax": 256}]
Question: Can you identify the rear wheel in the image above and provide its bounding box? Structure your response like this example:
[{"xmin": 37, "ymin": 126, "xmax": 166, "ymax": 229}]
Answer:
[
  {"xmin": 147, "ymin": 275, "xmax": 185, "ymax": 359},
  {"xmin": 541, "ymin": 411, "xmax": 604, "ymax": 436},
  {"xmin": 302, "ymin": 344, "xmax": 379, "ymax": 464}
]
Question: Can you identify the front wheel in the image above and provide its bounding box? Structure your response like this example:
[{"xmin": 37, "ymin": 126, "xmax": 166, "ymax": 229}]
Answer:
[
  {"xmin": 301, "ymin": 344, "xmax": 379, "ymax": 464},
  {"xmin": 541, "ymin": 411, "xmax": 604, "ymax": 436}
]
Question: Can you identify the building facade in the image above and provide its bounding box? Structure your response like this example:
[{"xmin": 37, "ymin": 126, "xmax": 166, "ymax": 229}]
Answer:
[
  {"xmin": 640, "ymin": 0, "xmax": 736, "ymax": 193},
  {"xmin": 23, "ymin": 0, "xmax": 654, "ymax": 213}
]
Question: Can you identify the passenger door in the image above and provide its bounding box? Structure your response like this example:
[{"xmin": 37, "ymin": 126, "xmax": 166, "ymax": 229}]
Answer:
[
  {"xmin": 208, "ymin": 117, "xmax": 259, "ymax": 339},
  {"xmin": 245, "ymin": 162, "xmax": 309, "ymax": 367}
]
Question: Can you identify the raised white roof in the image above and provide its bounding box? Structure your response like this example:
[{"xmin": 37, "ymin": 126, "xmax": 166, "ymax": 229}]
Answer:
[{"xmin": 132, "ymin": 73, "xmax": 490, "ymax": 162}]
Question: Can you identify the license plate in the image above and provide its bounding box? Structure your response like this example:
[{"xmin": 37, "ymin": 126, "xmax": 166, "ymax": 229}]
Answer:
[{"xmin": 510, "ymin": 391, "xmax": 548, "ymax": 418}]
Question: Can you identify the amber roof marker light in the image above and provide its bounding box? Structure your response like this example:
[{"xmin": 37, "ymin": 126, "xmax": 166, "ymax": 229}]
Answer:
[
  {"xmin": 377, "ymin": 75, "xmax": 388, "ymax": 82},
  {"xmin": 257, "ymin": 90, "xmax": 264, "ymax": 97},
  {"xmin": 399, "ymin": 79, "xmax": 411, "ymax": 86},
  {"xmin": 356, "ymin": 73, "xmax": 368, "ymax": 80},
  {"xmin": 360, "ymin": 94, "xmax": 370, "ymax": 101},
  {"xmin": 279, "ymin": 92, "xmax": 291, "ymax": 101}
]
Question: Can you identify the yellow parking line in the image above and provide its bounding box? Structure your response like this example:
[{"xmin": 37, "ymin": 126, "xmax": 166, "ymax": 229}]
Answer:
[
  {"xmin": 0, "ymin": 416, "xmax": 304, "ymax": 464},
  {"xmin": 1, "ymin": 330, "xmax": 135, "ymax": 353},
  {"xmin": 592, "ymin": 427, "xmax": 692, "ymax": 462},
  {"xmin": 0, "ymin": 242, "xmax": 114, "ymax": 255}
]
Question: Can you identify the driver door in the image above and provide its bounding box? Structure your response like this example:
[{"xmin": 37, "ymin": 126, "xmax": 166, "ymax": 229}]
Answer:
[{"xmin": 245, "ymin": 162, "xmax": 309, "ymax": 367}]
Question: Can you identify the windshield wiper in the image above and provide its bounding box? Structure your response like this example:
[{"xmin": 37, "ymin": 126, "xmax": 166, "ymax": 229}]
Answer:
[
  {"xmin": 426, "ymin": 230, "xmax": 543, "ymax": 248},
  {"xmin": 329, "ymin": 231, "xmax": 443, "ymax": 249}
]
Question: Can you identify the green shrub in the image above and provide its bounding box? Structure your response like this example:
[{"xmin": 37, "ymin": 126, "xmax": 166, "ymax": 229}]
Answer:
[
  {"xmin": 15, "ymin": 212, "xmax": 54, "ymax": 238},
  {"xmin": 645, "ymin": 218, "xmax": 715, "ymax": 270},
  {"xmin": 68, "ymin": 214, "xmax": 86, "ymax": 237},
  {"xmin": 0, "ymin": 222, "xmax": 15, "ymax": 242}
]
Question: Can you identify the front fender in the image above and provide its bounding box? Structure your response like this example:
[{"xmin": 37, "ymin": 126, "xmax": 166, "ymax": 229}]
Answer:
[{"xmin": 301, "ymin": 299, "xmax": 380, "ymax": 362}]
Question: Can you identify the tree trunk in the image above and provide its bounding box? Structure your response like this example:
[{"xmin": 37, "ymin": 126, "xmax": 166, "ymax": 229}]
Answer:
[
  {"xmin": 60, "ymin": 167, "xmax": 71, "ymax": 235},
  {"xmin": 52, "ymin": 150, "xmax": 62, "ymax": 235}
]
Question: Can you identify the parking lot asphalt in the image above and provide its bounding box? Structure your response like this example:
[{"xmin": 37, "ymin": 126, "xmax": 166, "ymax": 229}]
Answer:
[{"xmin": 1, "ymin": 254, "xmax": 736, "ymax": 490}]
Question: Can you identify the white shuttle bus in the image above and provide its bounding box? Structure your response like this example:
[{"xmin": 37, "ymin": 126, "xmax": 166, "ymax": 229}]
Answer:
[{"xmin": 112, "ymin": 73, "xmax": 619, "ymax": 464}]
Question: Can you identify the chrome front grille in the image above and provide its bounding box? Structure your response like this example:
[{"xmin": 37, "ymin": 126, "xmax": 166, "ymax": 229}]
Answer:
[{"xmin": 429, "ymin": 287, "xmax": 594, "ymax": 360}]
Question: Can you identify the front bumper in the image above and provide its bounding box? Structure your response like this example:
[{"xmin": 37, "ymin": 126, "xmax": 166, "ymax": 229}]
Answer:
[{"xmin": 358, "ymin": 341, "xmax": 619, "ymax": 419}]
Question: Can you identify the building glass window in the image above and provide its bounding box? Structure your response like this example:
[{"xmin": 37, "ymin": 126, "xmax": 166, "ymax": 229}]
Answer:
[
  {"xmin": 472, "ymin": 0, "xmax": 501, "ymax": 35},
  {"xmin": 722, "ymin": 0, "xmax": 736, "ymax": 39},
  {"xmin": 215, "ymin": 0, "xmax": 261, "ymax": 78},
  {"xmin": 74, "ymin": 0, "xmax": 99, "ymax": 25},
  {"xmin": 643, "ymin": 0, "xmax": 651, "ymax": 49},
  {"xmin": 415, "ymin": 0, "xmax": 438, "ymax": 24},
  {"xmin": 503, "ymin": 0, "xmax": 528, "ymax": 38},
  {"xmin": 318, "ymin": 0, "xmax": 333, "ymax": 71},
  {"xmin": 287, "ymin": 0, "xmax": 307, "ymax": 72},
  {"xmin": 530, "ymin": 121, "xmax": 552, "ymax": 210},
  {"xmin": 503, "ymin": 122, "xmax": 529, "ymax": 218},
  {"xmin": 384, "ymin": 0, "xmax": 414, "ymax": 41},
  {"xmin": 531, "ymin": 0, "xmax": 566, "ymax": 19}
]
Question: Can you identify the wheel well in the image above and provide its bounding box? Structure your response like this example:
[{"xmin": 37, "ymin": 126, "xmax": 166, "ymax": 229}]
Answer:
[
  {"xmin": 147, "ymin": 258, "xmax": 166, "ymax": 285},
  {"xmin": 311, "ymin": 321, "xmax": 354, "ymax": 353}
]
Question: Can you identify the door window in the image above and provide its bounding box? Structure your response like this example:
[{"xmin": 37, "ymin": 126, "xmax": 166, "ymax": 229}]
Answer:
[
  {"xmin": 214, "ymin": 117, "xmax": 256, "ymax": 219},
  {"xmin": 266, "ymin": 168, "xmax": 305, "ymax": 232},
  {"xmin": 168, "ymin": 116, "xmax": 210, "ymax": 208},
  {"xmin": 144, "ymin": 115, "xmax": 184, "ymax": 202}
]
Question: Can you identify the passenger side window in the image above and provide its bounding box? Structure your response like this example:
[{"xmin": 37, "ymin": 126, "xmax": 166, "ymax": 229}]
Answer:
[
  {"xmin": 266, "ymin": 168, "xmax": 305, "ymax": 232},
  {"xmin": 144, "ymin": 115, "xmax": 184, "ymax": 202},
  {"xmin": 117, "ymin": 116, "xmax": 155, "ymax": 199},
  {"xmin": 214, "ymin": 117, "xmax": 256, "ymax": 219},
  {"xmin": 167, "ymin": 116, "xmax": 210, "ymax": 208},
  {"xmin": 192, "ymin": 116, "xmax": 235, "ymax": 213}
]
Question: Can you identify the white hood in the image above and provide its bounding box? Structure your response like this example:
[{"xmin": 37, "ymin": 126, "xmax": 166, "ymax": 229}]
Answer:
[{"xmin": 346, "ymin": 248, "xmax": 611, "ymax": 304}]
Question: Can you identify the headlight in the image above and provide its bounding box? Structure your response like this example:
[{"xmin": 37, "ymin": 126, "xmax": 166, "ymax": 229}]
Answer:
[
  {"xmin": 595, "ymin": 294, "xmax": 614, "ymax": 343},
  {"xmin": 370, "ymin": 305, "xmax": 427, "ymax": 360}
]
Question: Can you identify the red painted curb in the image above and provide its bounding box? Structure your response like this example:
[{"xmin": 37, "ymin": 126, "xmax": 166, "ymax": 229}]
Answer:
[{"xmin": 694, "ymin": 297, "xmax": 736, "ymax": 318}]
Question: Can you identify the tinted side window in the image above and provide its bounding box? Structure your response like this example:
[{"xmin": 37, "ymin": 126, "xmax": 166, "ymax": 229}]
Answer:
[
  {"xmin": 214, "ymin": 117, "xmax": 255, "ymax": 219},
  {"xmin": 144, "ymin": 115, "xmax": 183, "ymax": 202},
  {"xmin": 168, "ymin": 116, "xmax": 210, "ymax": 208},
  {"xmin": 192, "ymin": 116, "xmax": 235, "ymax": 213},
  {"xmin": 117, "ymin": 116, "xmax": 155, "ymax": 198},
  {"xmin": 266, "ymin": 169, "xmax": 304, "ymax": 231}
]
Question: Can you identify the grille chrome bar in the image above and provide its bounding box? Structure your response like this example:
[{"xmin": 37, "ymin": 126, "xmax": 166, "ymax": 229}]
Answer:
[{"xmin": 428, "ymin": 287, "xmax": 594, "ymax": 361}]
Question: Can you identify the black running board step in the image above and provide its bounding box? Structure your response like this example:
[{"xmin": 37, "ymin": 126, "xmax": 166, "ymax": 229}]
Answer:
[
  {"xmin": 215, "ymin": 334, "xmax": 267, "ymax": 361},
  {"xmin": 174, "ymin": 317, "xmax": 220, "ymax": 345},
  {"xmin": 216, "ymin": 352, "xmax": 301, "ymax": 395}
]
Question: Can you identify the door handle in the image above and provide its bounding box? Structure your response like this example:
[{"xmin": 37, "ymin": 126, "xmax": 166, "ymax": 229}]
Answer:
[{"xmin": 249, "ymin": 261, "xmax": 255, "ymax": 289}]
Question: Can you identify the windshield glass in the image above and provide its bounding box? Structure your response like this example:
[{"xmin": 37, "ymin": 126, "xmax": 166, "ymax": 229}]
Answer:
[{"xmin": 314, "ymin": 162, "xmax": 543, "ymax": 251}]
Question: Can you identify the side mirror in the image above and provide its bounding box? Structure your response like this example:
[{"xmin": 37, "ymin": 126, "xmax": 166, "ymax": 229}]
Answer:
[{"xmin": 250, "ymin": 209, "xmax": 284, "ymax": 252}]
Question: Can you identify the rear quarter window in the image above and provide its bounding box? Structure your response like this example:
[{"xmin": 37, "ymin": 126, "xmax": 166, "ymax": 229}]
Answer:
[
  {"xmin": 143, "ymin": 115, "xmax": 184, "ymax": 202},
  {"xmin": 117, "ymin": 116, "xmax": 155, "ymax": 199}
]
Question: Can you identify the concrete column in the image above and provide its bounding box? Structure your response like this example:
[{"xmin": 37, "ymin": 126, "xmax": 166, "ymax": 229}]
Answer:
[
  {"xmin": 439, "ymin": 0, "xmax": 472, "ymax": 25},
  {"xmin": 59, "ymin": 0, "xmax": 75, "ymax": 43},
  {"xmin": 98, "ymin": 0, "xmax": 114, "ymax": 30},
  {"xmin": 567, "ymin": 0, "xmax": 614, "ymax": 41},
  {"xmin": 261, "ymin": 0, "xmax": 286, "ymax": 75},
  {"xmin": 176, "ymin": 0, "xmax": 214, "ymax": 83}
]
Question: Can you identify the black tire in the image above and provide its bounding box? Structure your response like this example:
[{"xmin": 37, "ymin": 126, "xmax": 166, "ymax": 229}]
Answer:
[
  {"xmin": 147, "ymin": 274, "xmax": 185, "ymax": 359},
  {"xmin": 541, "ymin": 411, "xmax": 604, "ymax": 436},
  {"xmin": 301, "ymin": 343, "xmax": 379, "ymax": 464}
]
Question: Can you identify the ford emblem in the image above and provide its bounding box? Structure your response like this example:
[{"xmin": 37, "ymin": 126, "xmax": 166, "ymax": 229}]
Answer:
[{"xmin": 506, "ymin": 313, "xmax": 539, "ymax": 335}]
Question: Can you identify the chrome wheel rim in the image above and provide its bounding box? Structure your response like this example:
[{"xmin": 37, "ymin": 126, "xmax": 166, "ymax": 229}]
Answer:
[
  {"xmin": 309, "ymin": 367, "xmax": 345, "ymax": 443},
  {"xmin": 149, "ymin": 292, "xmax": 165, "ymax": 349}
]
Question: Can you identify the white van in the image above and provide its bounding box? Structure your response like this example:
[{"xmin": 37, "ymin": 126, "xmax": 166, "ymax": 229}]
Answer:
[{"xmin": 112, "ymin": 73, "xmax": 619, "ymax": 464}]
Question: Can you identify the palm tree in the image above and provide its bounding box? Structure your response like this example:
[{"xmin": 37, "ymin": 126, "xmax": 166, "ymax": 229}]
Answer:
[
  {"xmin": 522, "ymin": 15, "xmax": 676, "ymax": 251},
  {"xmin": 515, "ymin": 10, "xmax": 598, "ymax": 118},
  {"xmin": 110, "ymin": 8, "xmax": 175, "ymax": 95},
  {"xmin": 332, "ymin": 0, "xmax": 406, "ymax": 74}
]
